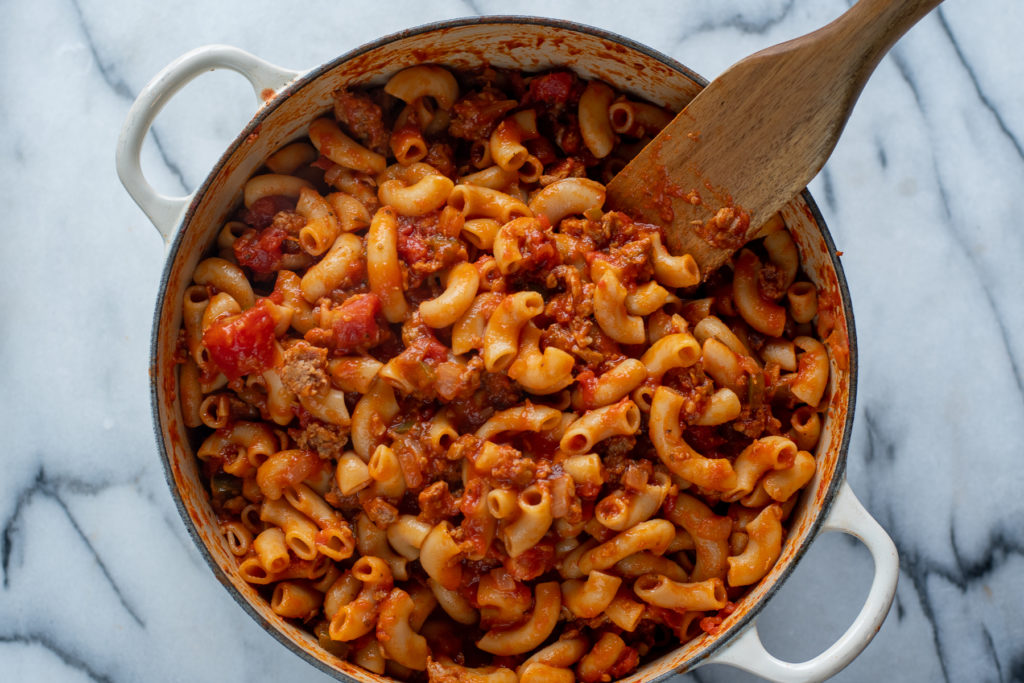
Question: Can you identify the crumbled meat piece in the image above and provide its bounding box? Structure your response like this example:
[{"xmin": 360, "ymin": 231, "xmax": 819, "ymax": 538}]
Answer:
[
  {"xmin": 418, "ymin": 481, "xmax": 459, "ymax": 524},
  {"xmin": 490, "ymin": 452, "xmax": 537, "ymax": 489},
  {"xmin": 544, "ymin": 292, "xmax": 575, "ymax": 325},
  {"xmin": 332, "ymin": 89, "xmax": 389, "ymax": 154},
  {"xmin": 590, "ymin": 216, "xmax": 655, "ymax": 286},
  {"xmin": 601, "ymin": 435, "xmax": 638, "ymax": 461},
  {"xmin": 324, "ymin": 485, "xmax": 362, "ymax": 514},
  {"xmin": 604, "ymin": 237, "xmax": 651, "ymax": 285},
  {"xmin": 278, "ymin": 341, "xmax": 329, "ymax": 398},
  {"xmin": 540, "ymin": 156, "xmax": 587, "ymax": 186},
  {"xmin": 292, "ymin": 420, "xmax": 349, "ymax": 460},
  {"xmin": 544, "ymin": 266, "xmax": 593, "ymax": 320},
  {"xmin": 732, "ymin": 402, "xmax": 782, "ymax": 439},
  {"xmin": 423, "ymin": 142, "xmax": 456, "ymax": 179},
  {"xmin": 448, "ymin": 91, "xmax": 517, "ymax": 140},
  {"xmin": 607, "ymin": 212, "xmax": 657, "ymax": 246},
  {"xmin": 361, "ymin": 495, "xmax": 399, "ymax": 526},
  {"xmin": 758, "ymin": 261, "xmax": 788, "ymax": 300},
  {"xmin": 541, "ymin": 317, "xmax": 624, "ymax": 371},
  {"xmin": 560, "ymin": 217, "xmax": 609, "ymax": 250},
  {"xmin": 480, "ymin": 372, "xmax": 523, "ymax": 410},
  {"xmin": 603, "ymin": 447, "xmax": 650, "ymax": 487},
  {"xmin": 447, "ymin": 434, "xmax": 483, "ymax": 462},
  {"xmin": 268, "ymin": 208, "xmax": 307, "ymax": 236},
  {"xmin": 697, "ymin": 205, "xmax": 751, "ymax": 250},
  {"xmin": 667, "ymin": 365, "xmax": 715, "ymax": 424},
  {"xmin": 541, "ymin": 319, "xmax": 593, "ymax": 366}
]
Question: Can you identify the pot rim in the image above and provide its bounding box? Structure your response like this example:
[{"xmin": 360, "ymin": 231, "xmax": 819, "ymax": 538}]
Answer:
[{"xmin": 149, "ymin": 15, "xmax": 858, "ymax": 682}]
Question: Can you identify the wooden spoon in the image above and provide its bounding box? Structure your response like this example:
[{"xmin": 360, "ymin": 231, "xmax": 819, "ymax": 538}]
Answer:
[{"xmin": 606, "ymin": 0, "xmax": 943, "ymax": 278}]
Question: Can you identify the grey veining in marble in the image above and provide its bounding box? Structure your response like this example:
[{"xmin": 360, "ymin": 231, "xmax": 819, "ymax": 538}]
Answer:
[{"xmin": 2, "ymin": 0, "xmax": 1022, "ymax": 681}]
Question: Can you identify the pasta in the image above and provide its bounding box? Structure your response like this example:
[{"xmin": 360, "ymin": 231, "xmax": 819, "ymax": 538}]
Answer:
[{"xmin": 180, "ymin": 63, "xmax": 832, "ymax": 682}]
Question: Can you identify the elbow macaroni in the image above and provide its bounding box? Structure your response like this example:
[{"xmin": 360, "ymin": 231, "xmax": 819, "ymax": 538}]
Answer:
[{"xmin": 179, "ymin": 63, "xmax": 832, "ymax": 683}]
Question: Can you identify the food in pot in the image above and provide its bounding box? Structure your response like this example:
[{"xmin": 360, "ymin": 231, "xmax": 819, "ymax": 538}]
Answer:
[{"xmin": 175, "ymin": 63, "xmax": 830, "ymax": 682}]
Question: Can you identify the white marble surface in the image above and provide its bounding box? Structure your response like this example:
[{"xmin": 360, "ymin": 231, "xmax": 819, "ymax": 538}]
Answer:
[{"xmin": 2, "ymin": 0, "xmax": 1022, "ymax": 681}]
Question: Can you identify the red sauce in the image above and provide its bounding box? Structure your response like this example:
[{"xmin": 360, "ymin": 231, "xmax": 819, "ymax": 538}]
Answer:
[
  {"xmin": 177, "ymin": 60, "xmax": 839, "ymax": 679},
  {"xmin": 643, "ymin": 162, "xmax": 689, "ymax": 224},
  {"xmin": 699, "ymin": 601, "xmax": 737, "ymax": 635}
]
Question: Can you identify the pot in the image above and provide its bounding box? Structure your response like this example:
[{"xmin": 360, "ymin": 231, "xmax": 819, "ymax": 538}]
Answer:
[{"xmin": 117, "ymin": 17, "xmax": 898, "ymax": 683}]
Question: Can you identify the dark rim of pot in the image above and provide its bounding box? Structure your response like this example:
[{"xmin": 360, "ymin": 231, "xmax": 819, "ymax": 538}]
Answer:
[{"xmin": 149, "ymin": 15, "xmax": 858, "ymax": 683}]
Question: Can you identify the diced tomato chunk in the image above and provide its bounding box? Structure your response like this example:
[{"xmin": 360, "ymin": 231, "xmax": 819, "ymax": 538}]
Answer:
[
  {"xmin": 331, "ymin": 293, "xmax": 384, "ymax": 353},
  {"xmin": 234, "ymin": 225, "xmax": 288, "ymax": 278},
  {"xmin": 241, "ymin": 195, "xmax": 295, "ymax": 230},
  {"xmin": 396, "ymin": 222, "xmax": 430, "ymax": 266},
  {"xmin": 202, "ymin": 300, "xmax": 277, "ymax": 381},
  {"xmin": 420, "ymin": 332, "xmax": 450, "ymax": 364},
  {"xmin": 525, "ymin": 71, "xmax": 577, "ymax": 106}
]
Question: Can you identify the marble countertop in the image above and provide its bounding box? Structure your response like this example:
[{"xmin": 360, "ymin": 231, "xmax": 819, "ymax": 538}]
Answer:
[{"xmin": 3, "ymin": 0, "xmax": 1022, "ymax": 681}]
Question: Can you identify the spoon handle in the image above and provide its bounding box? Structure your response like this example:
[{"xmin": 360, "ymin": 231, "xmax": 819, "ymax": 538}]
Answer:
[{"xmin": 605, "ymin": 0, "xmax": 944, "ymax": 277}]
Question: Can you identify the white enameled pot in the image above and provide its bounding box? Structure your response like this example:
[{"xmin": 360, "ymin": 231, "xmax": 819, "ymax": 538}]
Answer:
[{"xmin": 117, "ymin": 18, "xmax": 898, "ymax": 683}]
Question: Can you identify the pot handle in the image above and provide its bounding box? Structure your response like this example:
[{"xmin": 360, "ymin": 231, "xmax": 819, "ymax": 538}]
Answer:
[
  {"xmin": 115, "ymin": 45, "xmax": 301, "ymax": 242},
  {"xmin": 704, "ymin": 481, "xmax": 899, "ymax": 682}
]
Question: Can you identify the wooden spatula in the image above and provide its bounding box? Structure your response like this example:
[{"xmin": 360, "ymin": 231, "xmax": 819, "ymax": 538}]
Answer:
[{"xmin": 606, "ymin": 0, "xmax": 943, "ymax": 278}]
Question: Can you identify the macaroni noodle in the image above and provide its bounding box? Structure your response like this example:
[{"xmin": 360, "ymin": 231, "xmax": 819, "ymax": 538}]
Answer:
[{"xmin": 180, "ymin": 64, "xmax": 833, "ymax": 682}]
